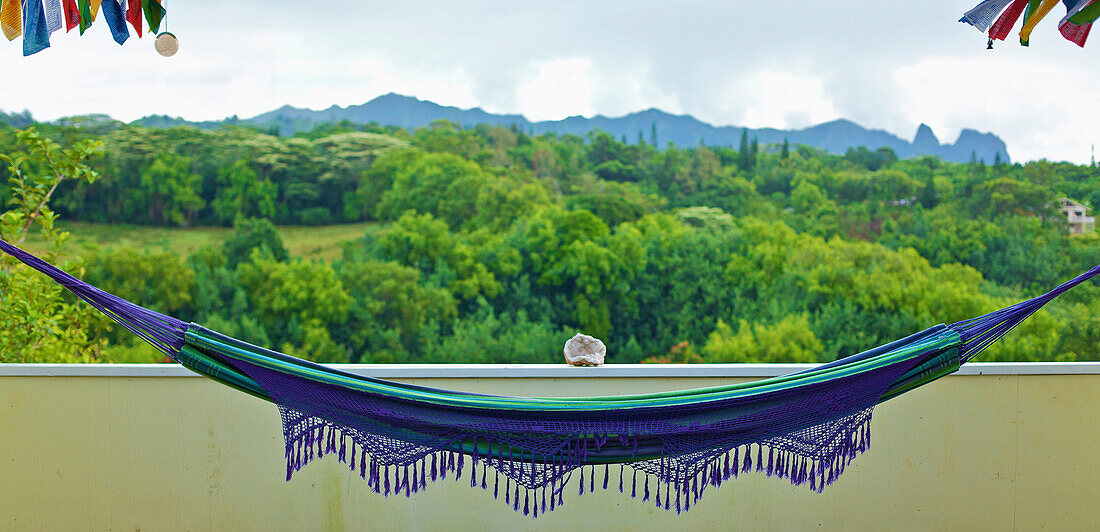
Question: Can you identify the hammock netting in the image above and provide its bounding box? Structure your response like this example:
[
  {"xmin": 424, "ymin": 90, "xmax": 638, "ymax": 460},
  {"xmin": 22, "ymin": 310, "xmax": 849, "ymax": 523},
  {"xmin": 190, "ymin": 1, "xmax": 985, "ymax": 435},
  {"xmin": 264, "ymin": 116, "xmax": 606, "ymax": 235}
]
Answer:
[{"xmin": 2, "ymin": 237, "xmax": 1098, "ymax": 516}]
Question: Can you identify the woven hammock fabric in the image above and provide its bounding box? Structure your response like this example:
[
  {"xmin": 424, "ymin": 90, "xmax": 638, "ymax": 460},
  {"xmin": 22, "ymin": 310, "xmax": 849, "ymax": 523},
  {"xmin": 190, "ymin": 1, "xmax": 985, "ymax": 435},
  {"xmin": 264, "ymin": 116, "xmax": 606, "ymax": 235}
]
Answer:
[
  {"xmin": 962, "ymin": 0, "xmax": 1100, "ymax": 46},
  {"xmin": 1, "ymin": 237, "xmax": 1098, "ymax": 516}
]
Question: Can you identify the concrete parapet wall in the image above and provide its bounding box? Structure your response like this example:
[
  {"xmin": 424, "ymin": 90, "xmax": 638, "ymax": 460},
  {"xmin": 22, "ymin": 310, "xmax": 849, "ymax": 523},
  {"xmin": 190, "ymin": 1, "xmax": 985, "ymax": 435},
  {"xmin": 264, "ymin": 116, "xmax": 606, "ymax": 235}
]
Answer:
[{"xmin": 1, "ymin": 364, "xmax": 1098, "ymax": 530}]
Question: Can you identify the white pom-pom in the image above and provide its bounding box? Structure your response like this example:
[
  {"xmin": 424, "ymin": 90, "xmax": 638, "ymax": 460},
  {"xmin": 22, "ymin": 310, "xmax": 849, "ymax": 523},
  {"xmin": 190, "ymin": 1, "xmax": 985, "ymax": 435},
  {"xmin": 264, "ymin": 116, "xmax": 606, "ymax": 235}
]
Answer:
[{"xmin": 563, "ymin": 333, "xmax": 606, "ymax": 366}]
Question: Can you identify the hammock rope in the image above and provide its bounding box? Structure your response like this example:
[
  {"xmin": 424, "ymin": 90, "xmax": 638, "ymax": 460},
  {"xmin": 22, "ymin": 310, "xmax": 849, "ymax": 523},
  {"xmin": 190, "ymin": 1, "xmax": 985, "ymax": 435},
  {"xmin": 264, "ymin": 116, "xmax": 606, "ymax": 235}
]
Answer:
[{"xmin": 1, "ymin": 237, "xmax": 1096, "ymax": 516}]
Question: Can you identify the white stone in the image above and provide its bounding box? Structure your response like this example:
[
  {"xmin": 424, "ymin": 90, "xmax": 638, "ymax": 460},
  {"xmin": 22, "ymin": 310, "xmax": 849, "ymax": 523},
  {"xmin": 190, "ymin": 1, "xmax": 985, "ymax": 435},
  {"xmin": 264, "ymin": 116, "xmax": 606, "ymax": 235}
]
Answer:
[{"xmin": 563, "ymin": 333, "xmax": 606, "ymax": 366}]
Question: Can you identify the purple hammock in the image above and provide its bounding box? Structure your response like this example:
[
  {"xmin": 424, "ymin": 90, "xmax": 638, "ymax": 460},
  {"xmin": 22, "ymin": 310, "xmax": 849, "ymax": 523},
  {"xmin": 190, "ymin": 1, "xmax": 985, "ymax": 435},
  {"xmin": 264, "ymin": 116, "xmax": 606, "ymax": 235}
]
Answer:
[{"xmin": 2, "ymin": 237, "xmax": 1097, "ymax": 517}]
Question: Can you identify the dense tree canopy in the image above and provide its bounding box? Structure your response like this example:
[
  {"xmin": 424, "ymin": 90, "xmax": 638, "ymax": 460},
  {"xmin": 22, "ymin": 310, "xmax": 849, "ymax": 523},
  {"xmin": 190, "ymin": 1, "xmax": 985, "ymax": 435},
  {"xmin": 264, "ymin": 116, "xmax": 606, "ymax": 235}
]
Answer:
[{"xmin": 2, "ymin": 118, "xmax": 1099, "ymax": 364}]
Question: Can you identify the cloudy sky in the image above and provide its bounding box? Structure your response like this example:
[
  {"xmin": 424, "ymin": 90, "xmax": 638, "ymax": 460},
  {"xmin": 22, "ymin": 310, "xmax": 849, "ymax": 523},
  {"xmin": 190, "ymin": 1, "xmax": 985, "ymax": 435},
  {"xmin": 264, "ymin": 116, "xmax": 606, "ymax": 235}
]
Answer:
[{"xmin": 1, "ymin": 0, "xmax": 1098, "ymax": 163}]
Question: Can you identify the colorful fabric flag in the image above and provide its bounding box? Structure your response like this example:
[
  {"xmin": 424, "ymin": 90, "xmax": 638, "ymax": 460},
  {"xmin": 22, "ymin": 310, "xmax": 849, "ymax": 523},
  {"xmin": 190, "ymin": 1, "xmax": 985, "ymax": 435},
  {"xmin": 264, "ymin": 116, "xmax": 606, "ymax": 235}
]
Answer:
[
  {"xmin": 989, "ymin": 0, "xmax": 1029, "ymax": 40},
  {"xmin": 1020, "ymin": 0, "xmax": 1061, "ymax": 44},
  {"xmin": 142, "ymin": 0, "xmax": 164, "ymax": 34},
  {"xmin": 99, "ymin": 0, "xmax": 127, "ymax": 44},
  {"xmin": 1059, "ymin": 0, "xmax": 1095, "ymax": 45},
  {"xmin": 125, "ymin": 0, "xmax": 139, "ymax": 36},
  {"xmin": 63, "ymin": 0, "xmax": 80, "ymax": 31},
  {"xmin": 1069, "ymin": 0, "xmax": 1100, "ymax": 23},
  {"xmin": 44, "ymin": 0, "xmax": 64, "ymax": 34},
  {"xmin": 0, "ymin": 0, "xmax": 21, "ymax": 41},
  {"xmin": 960, "ymin": 0, "xmax": 1016, "ymax": 33},
  {"xmin": 89, "ymin": 0, "xmax": 102, "ymax": 20},
  {"xmin": 78, "ymin": 0, "xmax": 92, "ymax": 34},
  {"xmin": 24, "ymin": 0, "xmax": 52, "ymax": 56}
]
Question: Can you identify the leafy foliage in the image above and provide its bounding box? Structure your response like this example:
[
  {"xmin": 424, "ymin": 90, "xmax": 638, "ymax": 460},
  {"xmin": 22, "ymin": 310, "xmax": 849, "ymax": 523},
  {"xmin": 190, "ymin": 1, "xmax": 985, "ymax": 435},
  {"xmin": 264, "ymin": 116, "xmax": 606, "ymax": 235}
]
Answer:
[{"xmin": 3, "ymin": 119, "xmax": 1100, "ymax": 364}]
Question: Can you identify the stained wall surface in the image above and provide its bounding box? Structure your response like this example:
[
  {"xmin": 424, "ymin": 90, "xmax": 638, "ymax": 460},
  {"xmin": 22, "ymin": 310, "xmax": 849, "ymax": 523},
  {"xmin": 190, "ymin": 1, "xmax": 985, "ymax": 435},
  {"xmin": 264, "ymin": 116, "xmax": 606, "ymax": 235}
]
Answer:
[{"xmin": 1, "ymin": 364, "xmax": 1097, "ymax": 531}]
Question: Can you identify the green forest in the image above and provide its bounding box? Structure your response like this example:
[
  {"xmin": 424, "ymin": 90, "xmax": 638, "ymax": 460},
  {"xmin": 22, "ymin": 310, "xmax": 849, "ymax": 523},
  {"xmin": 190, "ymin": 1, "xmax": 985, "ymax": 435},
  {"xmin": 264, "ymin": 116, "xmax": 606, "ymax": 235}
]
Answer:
[{"xmin": 1, "ymin": 115, "xmax": 1099, "ymax": 364}]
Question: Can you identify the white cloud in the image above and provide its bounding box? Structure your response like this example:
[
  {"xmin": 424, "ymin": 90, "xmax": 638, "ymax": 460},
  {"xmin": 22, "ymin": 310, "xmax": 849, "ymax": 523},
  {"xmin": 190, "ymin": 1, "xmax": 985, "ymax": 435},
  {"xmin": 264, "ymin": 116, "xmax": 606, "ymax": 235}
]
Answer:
[
  {"xmin": 3, "ymin": 0, "xmax": 1100, "ymax": 162},
  {"xmin": 731, "ymin": 70, "xmax": 839, "ymax": 130},
  {"xmin": 514, "ymin": 57, "xmax": 596, "ymax": 121},
  {"xmin": 894, "ymin": 53, "xmax": 1100, "ymax": 163}
]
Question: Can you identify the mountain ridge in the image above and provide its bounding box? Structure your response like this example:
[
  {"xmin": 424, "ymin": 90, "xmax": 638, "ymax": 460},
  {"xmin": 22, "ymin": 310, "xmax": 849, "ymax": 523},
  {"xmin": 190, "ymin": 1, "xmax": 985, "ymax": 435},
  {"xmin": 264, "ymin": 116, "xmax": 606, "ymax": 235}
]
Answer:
[{"xmin": 136, "ymin": 93, "xmax": 1011, "ymax": 163}]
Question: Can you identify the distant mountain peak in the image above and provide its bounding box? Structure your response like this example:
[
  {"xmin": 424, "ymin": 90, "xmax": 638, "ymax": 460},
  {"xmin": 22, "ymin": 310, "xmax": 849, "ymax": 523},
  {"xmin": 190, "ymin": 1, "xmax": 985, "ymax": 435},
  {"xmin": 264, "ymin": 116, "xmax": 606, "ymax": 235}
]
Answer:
[
  {"xmin": 913, "ymin": 123, "xmax": 940, "ymax": 151},
  {"xmin": 133, "ymin": 93, "xmax": 1011, "ymax": 164}
]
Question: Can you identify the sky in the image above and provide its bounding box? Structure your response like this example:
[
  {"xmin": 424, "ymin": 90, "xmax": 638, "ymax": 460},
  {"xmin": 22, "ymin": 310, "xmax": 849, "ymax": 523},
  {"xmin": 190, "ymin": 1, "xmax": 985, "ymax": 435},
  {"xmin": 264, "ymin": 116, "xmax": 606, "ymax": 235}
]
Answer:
[{"xmin": 1, "ymin": 0, "xmax": 1098, "ymax": 163}]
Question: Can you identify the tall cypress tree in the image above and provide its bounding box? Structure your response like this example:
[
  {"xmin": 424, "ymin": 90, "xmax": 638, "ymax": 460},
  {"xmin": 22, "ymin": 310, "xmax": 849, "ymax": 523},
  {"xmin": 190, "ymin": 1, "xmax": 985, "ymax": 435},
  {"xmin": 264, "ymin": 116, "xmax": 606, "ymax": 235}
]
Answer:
[
  {"xmin": 738, "ymin": 130, "xmax": 751, "ymax": 171},
  {"xmin": 650, "ymin": 122, "xmax": 658, "ymax": 148},
  {"xmin": 781, "ymin": 138, "xmax": 790, "ymax": 159}
]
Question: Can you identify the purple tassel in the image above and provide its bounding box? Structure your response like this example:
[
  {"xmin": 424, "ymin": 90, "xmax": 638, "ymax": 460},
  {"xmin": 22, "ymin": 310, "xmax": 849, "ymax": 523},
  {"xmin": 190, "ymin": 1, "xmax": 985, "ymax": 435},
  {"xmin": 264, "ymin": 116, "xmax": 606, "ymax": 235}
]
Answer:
[
  {"xmin": 589, "ymin": 465, "xmax": 595, "ymax": 493},
  {"xmin": 494, "ymin": 470, "xmax": 500, "ymax": 499},
  {"xmin": 675, "ymin": 484, "xmax": 681, "ymax": 514},
  {"xmin": 631, "ymin": 469, "xmax": 637, "ymax": 497},
  {"xmin": 513, "ymin": 485, "xmax": 520, "ymax": 512},
  {"xmin": 742, "ymin": 446, "xmax": 751, "ymax": 473},
  {"xmin": 643, "ymin": 476, "xmax": 650, "ymax": 501},
  {"xmin": 757, "ymin": 445, "xmax": 764, "ymax": 473},
  {"xmin": 723, "ymin": 451, "xmax": 730, "ymax": 479},
  {"xmin": 541, "ymin": 486, "xmax": 547, "ymax": 514},
  {"xmin": 456, "ymin": 452, "xmax": 464, "ymax": 481},
  {"xmin": 470, "ymin": 457, "xmax": 477, "ymax": 487},
  {"xmin": 384, "ymin": 466, "xmax": 391, "ymax": 497},
  {"xmin": 405, "ymin": 465, "xmax": 412, "ymax": 497},
  {"xmin": 656, "ymin": 475, "xmax": 663, "ymax": 506},
  {"xmin": 579, "ymin": 467, "xmax": 585, "ymax": 495},
  {"xmin": 664, "ymin": 480, "xmax": 670, "ymax": 510},
  {"xmin": 550, "ymin": 482, "xmax": 556, "ymax": 511},
  {"xmin": 767, "ymin": 448, "xmax": 775, "ymax": 476},
  {"xmin": 431, "ymin": 453, "xmax": 438, "ymax": 481},
  {"xmin": 506, "ymin": 478, "xmax": 511, "ymax": 503},
  {"xmin": 619, "ymin": 465, "xmax": 624, "ymax": 493},
  {"xmin": 524, "ymin": 491, "xmax": 530, "ymax": 516},
  {"xmin": 603, "ymin": 464, "xmax": 609, "ymax": 490},
  {"xmin": 481, "ymin": 462, "xmax": 487, "ymax": 490}
]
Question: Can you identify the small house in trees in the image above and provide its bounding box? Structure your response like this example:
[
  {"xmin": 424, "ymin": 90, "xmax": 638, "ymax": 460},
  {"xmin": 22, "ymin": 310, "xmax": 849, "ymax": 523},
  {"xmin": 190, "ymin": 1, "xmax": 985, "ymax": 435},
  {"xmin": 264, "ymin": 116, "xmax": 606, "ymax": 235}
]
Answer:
[{"xmin": 1058, "ymin": 198, "xmax": 1095, "ymax": 234}]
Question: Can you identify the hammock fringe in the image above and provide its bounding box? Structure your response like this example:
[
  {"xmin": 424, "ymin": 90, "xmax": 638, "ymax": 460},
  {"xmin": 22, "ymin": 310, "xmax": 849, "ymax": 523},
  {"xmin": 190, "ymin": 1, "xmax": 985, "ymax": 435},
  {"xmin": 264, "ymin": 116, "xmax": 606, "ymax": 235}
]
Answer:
[{"xmin": 279, "ymin": 409, "xmax": 874, "ymax": 517}]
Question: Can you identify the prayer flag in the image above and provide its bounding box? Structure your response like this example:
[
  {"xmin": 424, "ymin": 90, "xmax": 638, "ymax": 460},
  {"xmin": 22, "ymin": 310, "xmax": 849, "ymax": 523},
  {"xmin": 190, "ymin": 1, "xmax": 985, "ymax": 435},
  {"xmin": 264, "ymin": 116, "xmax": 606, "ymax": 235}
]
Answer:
[
  {"xmin": 63, "ymin": 0, "xmax": 80, "ymax": 31},
  {"xmin": 78, "ymin": 0, "xmax": 92, "ymax": 34},
  {"xmin": 125, "ymin": 0, "xmax": 139, "ymax": 36},
  {"xmin": 100, "ymin": 0, "xmax": 127, "ymax": 44},
  {"xmin": 989, "ymin": 0, "xmax": 1029, "ymax": 40},
  {"xmin": 1020, "ymin": 0, "xmax": 1061, "ymax": 44},
  {"xmin": 0, "ymin": 0, "xmax": 21, "ymax": 41},
  {"xmin": 1069, "ymin": 0, "xmax": 1100, "ymax": 23},
  {"xmin": 44, "ymin": 0, "xmax": 64, "ymax": 34},
  {"xmin": 1059, "ymin": 0, "xmax": 1095, "ymax": 45},
  {"xmin": 960, "ymin": 0, "xmax": 1016, "ymax": 33},
  {"xmin": 141, "ymin": 0, "xmax": 163, "ymax": 34},
  {"xmin": 24, "ymin": 0, "xmax": 52, "ymax": 56}
]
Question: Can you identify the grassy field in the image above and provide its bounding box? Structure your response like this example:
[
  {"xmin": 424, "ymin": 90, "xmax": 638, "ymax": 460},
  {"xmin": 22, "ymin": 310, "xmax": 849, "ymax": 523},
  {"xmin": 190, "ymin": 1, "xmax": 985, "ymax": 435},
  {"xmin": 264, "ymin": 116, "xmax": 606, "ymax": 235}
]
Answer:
[{"xmin": 19, "ymin": 221, "xmax": 378, "ymax": 260}]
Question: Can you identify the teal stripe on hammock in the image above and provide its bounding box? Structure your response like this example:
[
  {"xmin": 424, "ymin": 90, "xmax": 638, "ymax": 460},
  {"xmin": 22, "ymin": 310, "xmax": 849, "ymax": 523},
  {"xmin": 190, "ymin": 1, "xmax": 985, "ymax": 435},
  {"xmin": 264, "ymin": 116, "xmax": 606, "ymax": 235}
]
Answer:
[{"xmin": 183, "ymin": 327, "xmax": 961, "ymax": 411}]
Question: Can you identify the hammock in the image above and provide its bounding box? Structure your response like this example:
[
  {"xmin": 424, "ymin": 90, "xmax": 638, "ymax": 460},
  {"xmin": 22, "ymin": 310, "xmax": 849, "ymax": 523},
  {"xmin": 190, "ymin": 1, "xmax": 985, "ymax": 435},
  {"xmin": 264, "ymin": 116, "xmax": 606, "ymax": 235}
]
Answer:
[{"xmin": 2, "ymin": 238, "xmax": 1097, "ymax": 517}]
